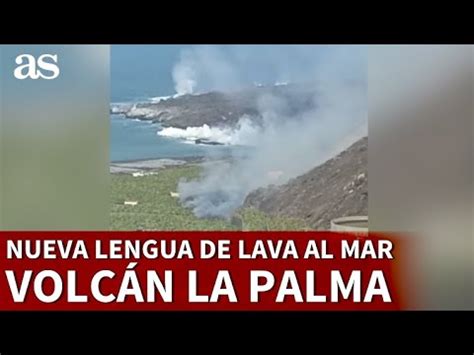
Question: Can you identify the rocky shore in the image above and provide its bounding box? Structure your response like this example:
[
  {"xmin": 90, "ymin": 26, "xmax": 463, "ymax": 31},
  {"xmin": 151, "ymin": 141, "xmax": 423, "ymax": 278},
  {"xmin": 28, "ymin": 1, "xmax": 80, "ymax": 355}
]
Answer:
[
  {"xmin": 111, "ymin": 83, "xmax": 317, "ymax": 129},
  {"xmin": 110, "ymin": 158, "xmax": 197, "ymax": 174}
]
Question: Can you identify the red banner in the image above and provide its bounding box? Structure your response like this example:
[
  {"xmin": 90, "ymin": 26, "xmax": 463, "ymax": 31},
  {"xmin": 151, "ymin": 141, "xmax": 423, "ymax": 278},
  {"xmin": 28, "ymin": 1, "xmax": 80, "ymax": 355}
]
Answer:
[{"xmin": 0, "ymin": 232, "xmax": 406, "ymax": 310}]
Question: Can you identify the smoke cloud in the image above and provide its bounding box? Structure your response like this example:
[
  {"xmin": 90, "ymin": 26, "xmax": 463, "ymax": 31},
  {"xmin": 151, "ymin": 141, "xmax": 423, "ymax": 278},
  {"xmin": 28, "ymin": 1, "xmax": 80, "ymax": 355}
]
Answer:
[{"xmin": 174, "ymin": 45, "xmax": 367, "ymax": 218}]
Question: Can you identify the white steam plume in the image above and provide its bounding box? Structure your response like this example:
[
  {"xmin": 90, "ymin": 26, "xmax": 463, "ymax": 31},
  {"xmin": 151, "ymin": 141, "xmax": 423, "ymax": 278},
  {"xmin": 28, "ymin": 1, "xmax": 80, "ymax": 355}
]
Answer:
[
  {"xmin": 174, "ymin": 45, "xmax": 368, "ymax": 218},
  {"xmin": 158, "ymin": 117, "xmax": 261, "ymax": 146},
  {"xmin": 172, "ymin": 51, "xmax": 197, "ymax": 95}
]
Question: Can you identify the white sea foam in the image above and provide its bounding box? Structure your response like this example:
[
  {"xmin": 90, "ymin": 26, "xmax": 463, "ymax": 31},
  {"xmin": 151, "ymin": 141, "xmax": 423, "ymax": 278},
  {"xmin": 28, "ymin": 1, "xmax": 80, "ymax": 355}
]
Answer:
[
  {"xmin": 149, "ymin": 93, "xmax": 184, "ymax": 103},
  {"xmin": 157, "ymin": 117, "xmax": 260, "ymax": 146},
  {"xmin": 110, "ymin": 102, "xmax": 133, "ymax": 114},
  {"xmin": 149, "ymin": 95, "xmax": 172, "ymax": 103}
]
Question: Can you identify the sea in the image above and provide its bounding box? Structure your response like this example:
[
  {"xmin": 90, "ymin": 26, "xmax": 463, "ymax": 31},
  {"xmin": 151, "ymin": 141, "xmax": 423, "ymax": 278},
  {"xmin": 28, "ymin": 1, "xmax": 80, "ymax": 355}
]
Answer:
[
  {"xmin": 110, "ymin": 45, "xmax": 273, "ymax": 162},
  {"xmin": 110, "ymin": 45, "xmax": 259, "ymax": 162},
  {"xmin": 110, "ymin": 84, "xmax": 256, "ymax": 162},
  {"xmin": 110, "ymin": 114, "xmax": 241, "ymax": 162}
]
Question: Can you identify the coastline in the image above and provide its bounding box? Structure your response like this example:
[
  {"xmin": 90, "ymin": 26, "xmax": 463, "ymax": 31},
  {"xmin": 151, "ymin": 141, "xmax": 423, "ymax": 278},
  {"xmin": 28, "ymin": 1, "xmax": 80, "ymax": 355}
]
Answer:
[
  {"xmin": 110, "ymin": 157, "xmax": 203, "ymax": 174},
  {"xmin": 110, "ymin": 155, "xmax": 235, "ymax": 174}
]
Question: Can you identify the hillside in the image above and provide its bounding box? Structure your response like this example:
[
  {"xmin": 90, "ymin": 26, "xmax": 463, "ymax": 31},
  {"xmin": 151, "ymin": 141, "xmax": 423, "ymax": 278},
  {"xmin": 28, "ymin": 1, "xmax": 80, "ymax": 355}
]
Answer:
[{"xmin": 243, "ymin": 137, "xmax": 368, "ymax": 230}]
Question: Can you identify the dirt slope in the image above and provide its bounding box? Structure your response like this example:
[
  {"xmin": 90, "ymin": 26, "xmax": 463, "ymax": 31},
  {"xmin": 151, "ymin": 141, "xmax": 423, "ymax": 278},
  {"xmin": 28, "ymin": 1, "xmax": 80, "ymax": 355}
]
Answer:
[{"xmin": 243, "ymin": 137, "xmax": 368, "ymax": 230}]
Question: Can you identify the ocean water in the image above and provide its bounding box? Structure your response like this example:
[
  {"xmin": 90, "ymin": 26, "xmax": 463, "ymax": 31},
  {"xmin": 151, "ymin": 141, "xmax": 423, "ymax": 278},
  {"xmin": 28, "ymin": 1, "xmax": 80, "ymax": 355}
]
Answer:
[
  {"xmin": 110, "ymin": 46, "xmax": 256, "ymax": 162},
  {"xmin": 111, "ymin": 45, "xmax": 185, "ymax": 103},
  {"xmin": 110, "ymin": 114, "xmax": 248, "ymax": 162}
]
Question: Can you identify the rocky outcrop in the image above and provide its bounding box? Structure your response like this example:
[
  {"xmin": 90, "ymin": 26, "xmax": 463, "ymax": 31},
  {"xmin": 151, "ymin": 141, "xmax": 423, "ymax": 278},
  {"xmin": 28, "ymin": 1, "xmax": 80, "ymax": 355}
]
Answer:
[
  {"xmin": 112, "ymin": 83, "xmax": 317, "ymax": 129},
  {"xmin": 243, "ymin": 137, "xmax": 368, "ymax": 230}
]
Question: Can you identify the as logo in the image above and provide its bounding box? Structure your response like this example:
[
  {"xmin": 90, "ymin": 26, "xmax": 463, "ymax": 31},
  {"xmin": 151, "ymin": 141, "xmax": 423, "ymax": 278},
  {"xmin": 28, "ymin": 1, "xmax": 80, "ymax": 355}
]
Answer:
[{"xmin": 14, "ymin": 54, "xmax": 60, "ymax": 80}]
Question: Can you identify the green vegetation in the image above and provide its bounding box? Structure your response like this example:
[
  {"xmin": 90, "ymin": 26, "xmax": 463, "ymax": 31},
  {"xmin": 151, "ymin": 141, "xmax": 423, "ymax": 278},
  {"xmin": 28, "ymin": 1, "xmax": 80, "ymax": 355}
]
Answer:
[
  {"xmin": 111, "ymin": 165, "xmax": 235, "ymax": 231},
  {"xmin": 234, "ymin": 208, "xmax": 310, "ymax": 231},
  {"xmin": 111, "ymin": 164, "xmax": 311, "ymax": 231}
]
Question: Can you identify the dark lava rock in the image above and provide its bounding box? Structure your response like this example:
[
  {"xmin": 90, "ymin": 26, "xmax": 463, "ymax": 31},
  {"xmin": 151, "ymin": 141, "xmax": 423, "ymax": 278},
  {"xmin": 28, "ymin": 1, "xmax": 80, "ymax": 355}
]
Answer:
[
  {"xmin": 194, "ymin": 139, "xmax": 224, "ymax": 146},
  {"xmin": 121, "ymin": 83, "xmax": 317, "ymax": 128}
]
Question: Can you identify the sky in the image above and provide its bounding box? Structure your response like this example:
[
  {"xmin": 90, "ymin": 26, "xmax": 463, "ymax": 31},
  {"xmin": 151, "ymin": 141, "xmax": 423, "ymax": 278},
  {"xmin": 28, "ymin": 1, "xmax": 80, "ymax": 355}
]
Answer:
[
  {"xmin": 111, "ymin": 45, "xmax": 184, "ymax": 102},
  {"xmin": 111, "ymin": 45, "xmax": 365, "ymax": 102}
]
